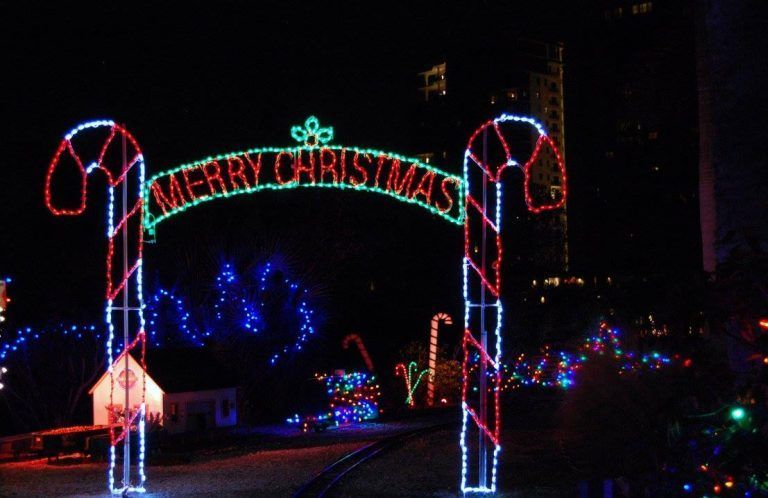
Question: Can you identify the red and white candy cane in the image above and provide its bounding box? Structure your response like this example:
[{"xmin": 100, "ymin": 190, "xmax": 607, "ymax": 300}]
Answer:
[
  {"xmin": 342, "ymin": 333, "xmax": 374, "ymax": 372},
  {"xmin": 45, "ymin": 120, "xmax": 148, "ymax": 494},
  {"xmin": 426, "ymin": 312, "xmax": 452, "ymax": 407},
  {"xmin": 460, "ymin": 114, "xmax": 566, "ymax": 493}
]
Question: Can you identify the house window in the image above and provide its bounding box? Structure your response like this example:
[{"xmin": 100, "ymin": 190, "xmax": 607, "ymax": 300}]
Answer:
[
  {"xmin": 169, "ymin": 402, "xmax": 179, "ymax": 423},
  {"xmin": 222, "ymin": 399, "xmax": 231, "ymax": 418}
]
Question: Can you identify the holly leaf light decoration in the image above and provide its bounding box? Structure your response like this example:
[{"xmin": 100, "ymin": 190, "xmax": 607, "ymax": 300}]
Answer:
[{"xmin": 291, "ymin": 116, "xmax": 334, "ymax": 147}]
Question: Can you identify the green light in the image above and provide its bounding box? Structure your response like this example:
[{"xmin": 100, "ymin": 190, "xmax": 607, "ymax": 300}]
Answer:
[
  {"xmin": 730, "ymin": 406, "xmax": 746, "ymax": 421},
  {"xmin": 142, "ymin": 144, "xmax": 466, "ymax": 232},
  {"xmin": 141, "ymin": 117, "xmax": 467, "ymax": 233}
]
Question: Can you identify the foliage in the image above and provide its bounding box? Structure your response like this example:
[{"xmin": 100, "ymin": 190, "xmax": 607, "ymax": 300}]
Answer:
[
  {"xmin": 0, "ymin": 326, "xmax": 103, "ymax": 434},
  {"xmin": 397, "ymin": 340, "xmax": 461, "ymax": 406},
  {"xmin": 146, "ymin": 257, "xmax": 324, "ymax": 423}
]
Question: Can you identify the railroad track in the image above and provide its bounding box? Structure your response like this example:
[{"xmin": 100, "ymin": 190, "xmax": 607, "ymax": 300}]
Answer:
[{"xmin": 292, "ymin": 422, "xmax": 456, "ymax": 498}]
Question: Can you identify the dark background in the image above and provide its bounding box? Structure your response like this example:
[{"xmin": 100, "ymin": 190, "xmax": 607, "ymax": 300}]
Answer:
[{"xmin": 0, "ymin": 1, "xmax": 704, "ymax": 369}]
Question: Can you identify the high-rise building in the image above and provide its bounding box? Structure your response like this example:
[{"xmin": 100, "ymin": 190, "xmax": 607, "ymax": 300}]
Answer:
[
  {"xmin": 414, "ymin": 38, "xmax": 570, "ymax": 274},
  {"xmin": 418, "ymin": 62, "xmax": 447, "ymax": 102},
  {"xmin": 565, "ymin": 0, "xmax": 700, "ymax": 276}
]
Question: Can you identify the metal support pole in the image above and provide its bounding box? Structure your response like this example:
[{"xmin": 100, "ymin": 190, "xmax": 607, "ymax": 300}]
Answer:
[
  {"xmin": 478, "ymin": 128, "xmax": 489, "ymax": 486},
  {"xmin": 121, "ymin": 131, "xmax": 131, "ymax": 488}
]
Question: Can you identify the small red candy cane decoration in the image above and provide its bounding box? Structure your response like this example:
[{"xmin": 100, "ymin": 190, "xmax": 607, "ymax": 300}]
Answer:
[
  {"xmin": 427, "ymin": 312, "xmax": 452, "ymax": 407},
  {"xmin": 341, "ymin": 333, "xmax": 374, "ymax": 372}
]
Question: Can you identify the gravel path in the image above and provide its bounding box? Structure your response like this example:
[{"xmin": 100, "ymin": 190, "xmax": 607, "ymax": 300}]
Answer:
[
  {"xmin": 332, "ymin": 428, "xmax": 570, "ymax": 498},
  {"xmin": 0, "ymin": 442, "xmax": 364, "ymax": 497}
]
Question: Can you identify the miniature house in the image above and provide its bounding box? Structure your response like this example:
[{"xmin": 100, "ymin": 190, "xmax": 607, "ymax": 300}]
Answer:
[{"xmin": 89, "ymin": 349, "xmax": 238, "ymax": 434}]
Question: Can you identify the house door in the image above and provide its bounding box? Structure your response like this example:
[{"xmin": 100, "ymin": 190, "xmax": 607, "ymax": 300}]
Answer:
[{"xmin": 185, "ymin": 400, "xmax": 215, "ymax": 432}]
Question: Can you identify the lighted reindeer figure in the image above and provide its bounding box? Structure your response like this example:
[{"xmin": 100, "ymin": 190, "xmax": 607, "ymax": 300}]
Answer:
[{"xmin": 45, "ymin": 121, "xmax": 148, "ymax": 494}]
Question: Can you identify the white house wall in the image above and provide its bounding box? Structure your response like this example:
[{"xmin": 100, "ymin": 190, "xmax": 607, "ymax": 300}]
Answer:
[
  {"xmin": 91, "ymin": 355, "xmax": 164, "ymax": 426},
  {"xmin": 163, "ymin": 388, "xmax": 238, "ymax": 435}
]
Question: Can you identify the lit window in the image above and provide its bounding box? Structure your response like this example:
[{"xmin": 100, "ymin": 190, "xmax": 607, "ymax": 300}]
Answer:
[
  {"xmin": 605, "ymin": 7, "xmax": 624, "ymax": 20},
  {"xmin": 417, "ymin": 152, "xmax": 435, "ymax": 164},
  {"xmin": 632, "ymin": 2, "xmax": 652, "ymax": 15}
]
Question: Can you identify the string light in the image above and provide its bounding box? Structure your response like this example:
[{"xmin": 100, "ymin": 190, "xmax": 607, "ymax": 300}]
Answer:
[
  {"xmin": 664, "ymin": 401, "xmax": 766, "ymax": 496},
  {"xmin": 395, "ymin": 361, "xmax": 429, "ymax": 406},
  {"xmin": 1, "ymin": 323, "xmax": 102, "ymax": 360},
  {"xmin": 143, "ymin": 117, "xmax": 465, "ymax": 234},
  {"xmin": 501, "ymin": 348, "xmax": 581, "ymax": 391},
  {"xmin": 499, "ymin": 322, "xmax": 674, "ymax": 392},
  {"xmin": 0, "ymin": 322, "xmax": 106, "ymax": 392},
  {"xmin": 146, "ymin": 261, "xmax": 318, "ymax": 364},
  {"xmin": 730, "ymin": 406, "xmax": 746, "ymax": 422},
  {"xmin": 287, "ymin": 371, "xmax": 380, "ymax": 431},
  {"xmin": 0, "ymin": 278, "xmax": 11, "ymax": 381},
  {"xmin": 0, "ymin": 277, "xmax": 10, "ymax": 324}
]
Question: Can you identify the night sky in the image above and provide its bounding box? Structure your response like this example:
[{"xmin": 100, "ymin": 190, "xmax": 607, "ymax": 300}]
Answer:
[{"xmin": 0, "ymin": 1, "xmax": 686, "ymax": 362}]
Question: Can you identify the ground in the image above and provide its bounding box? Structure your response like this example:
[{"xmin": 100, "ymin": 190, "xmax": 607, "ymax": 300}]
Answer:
[
  {"xmin": 0, "ymin": 393, "xmax": 653, "ymax": 496},
  {"xmin": 0, "ymin": 443, "xmax": 359, "ymax": 497},
  {"xmin": 0, "ymin": 419, "xmax": 451, "ymax": 497}
]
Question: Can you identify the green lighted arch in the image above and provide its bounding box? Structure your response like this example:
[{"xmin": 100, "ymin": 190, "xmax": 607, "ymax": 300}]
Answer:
[{"xmin": 142, "ymin": 118, "xmax": 465, "ymax": 236}]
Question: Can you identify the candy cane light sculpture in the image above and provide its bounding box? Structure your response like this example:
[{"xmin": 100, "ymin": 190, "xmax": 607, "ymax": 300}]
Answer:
[
  {"xmin": 394, "ymin": 361, "xmax": 429, "ymax": 407},
  {"xmin": 427, "ymin": 312, "xmax": 452, "ymax": 407},
  {"xmin": 45, "ymin": 120, "xmax": 147, "ymax": 494},
  {"xmin": 342, "ymin": 333, "xmax": 374, "ymax": 372},
  {"xmin": 460, "ymin": 114, "xmax": 566, "ymax": 493},
  {"xmin": 42, "ymin": 112, "xmax": 565, "ymax": 495}
]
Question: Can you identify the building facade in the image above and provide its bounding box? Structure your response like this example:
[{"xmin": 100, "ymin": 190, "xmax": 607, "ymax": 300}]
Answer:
[
  {"xmin": 89, "ymin": 352, "xmax": 238, "ymax": 434},
  {"xmin": 565, "ymin": 0, "xmax": 700, "ymax": 276},
  {"xmin": 415, "ymin": 38, "xmax": 570, "ymax": 274}
]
